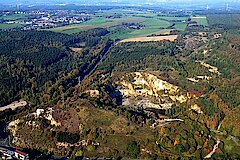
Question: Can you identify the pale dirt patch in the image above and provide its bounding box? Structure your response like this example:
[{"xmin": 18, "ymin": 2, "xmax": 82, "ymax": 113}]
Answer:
[
  {"xmin": 70, "ymin": 47, "xmax": 83, "ymax": 53},
  {"xmin": 196, "ymin": 61, "xmax": 221, "ymax": 75},
  {"xmin": 120, "ymin": 35, "xmax": 178, "ymax": 43},
  {"xmin": 0, "ymin": 101, "xmax": 27, "ymax": 112}
]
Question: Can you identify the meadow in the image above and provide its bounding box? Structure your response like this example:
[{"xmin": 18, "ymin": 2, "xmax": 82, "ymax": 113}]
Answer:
[
  {"xmin": 0, "ymin": 13, "xmax": 27, "ymax": 29},
  {"xmin": 50, "ymin": 17, "xmax": 145, "ymax": 34},
  {"xmin": 191, "ymin": 16, "xmax": 208, "ymax": 26},
  {"xmin": 0, "ymin": 23, "xmax": 23, "ymax": 29},
  {"xmin": 50, "ymin": 9, "xmax": 189, "ymax": 40},
  {"xmin": 0, "ymin": 13, "xmax": 27, "ymax": 21}
]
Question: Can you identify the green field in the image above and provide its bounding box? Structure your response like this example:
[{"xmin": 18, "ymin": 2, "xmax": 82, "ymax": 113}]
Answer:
[
  {"xmin": 1, "ymin": 14, "xmax": 27, "ymax": 21},
  {"xmin": 174, "ymin": 22, "xmax": 187, "ymax": 31},
  {"xmin": 142, "ymin": 18, "xmax": 170, "ymax": 28},
  {"xmin": 96, "ymin": 9, "xmax": 147, "ymax": 16},
  {"xmin": 80, "ymin": 18, "xmax": 112, "ymax": 25},
  {"xmin": 107, "ymin": 18, "xmax": 171, "ymax": 39},
  {"xmin": 0, "ymin": 23, "xmax": 23, "ymax": 29},
  {"xmin": 50, "ymin": 9, "xmax": 188, "ymax": 39},
  {"xmin": 158, "ymin": 16, "xmax": 188, "ymax": 21},
  {"xmin": 50, "ymin": 17, "xmax": 145, "ymax": 34},
  {"xmin": 0, "ymin": 14, "xmax": 27, "ymax": 30},
  {"xmin": 108, "ymin": 18, "xmax": 187, "ymax": 39},
  {"xmin": 191, "ymin": 16, "xmax": 208, "ymax": 26},
  {"xmin": 51, "ymin": 16, "xmax": 173, "ymax": 37}
]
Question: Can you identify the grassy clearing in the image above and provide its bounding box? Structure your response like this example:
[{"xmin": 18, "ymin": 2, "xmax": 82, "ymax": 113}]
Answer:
[
  {"xmin": 108, "ymin": 27, "xmax": 165, "ymax": 40},
  {"xmin": 51, "ymin": 9, "xmax": 187, "ymax": 38},
  {"xmin": 0, "ymin": 23, "xmax": 23, "ymax": 29},
  {"xmin": 1, "ymin": 14, "xmax": 27, "ymax": 21},
  {"xmin": 191, "ymin": 16, "xmax": 208, "ymax": 26},
  {"xmin": 108, "ymin": 27, "xmax": 133, "ymax": 39},
  {"xmin": 149, "ymin": 29, "xmax": 173, "ymax": 35},
  {"xmin": 158, "ymin": 16, "xmax": 189, "ymax": 21},
  {"xmin": 96, "ymin": 9, "xmax": 146, "ymax": 16},
  {"xmin": 77, "ymin": 105, "xmax": 136, "ymax": 134},
  {"xmin": 174, "ymin": 22, "xmax": 187, "ymax": 30},
  {"xmin": 50, "ymin": 17, "xmax": 145, "ymax": 34},
  {"xmin": 108, "ymin": 18, "xmax": 171, "ymax": 39},
  {"xmin": 143, "ymin": 18, "xmax": 170, "ymax": 28},
  {"xmin": 125, "ymin": 28, "xmax": 163, "ymax": 37},
  {"xmin": 80, "ymin": 18, "xmax": 113, "ymax": 25},
  {"xmin": 133, "ymin": 13, "xmax": 159, "ymax": 19},
  {"xmin": 76, "ymin": 103, "xmax": 156, "ymax": 158}
]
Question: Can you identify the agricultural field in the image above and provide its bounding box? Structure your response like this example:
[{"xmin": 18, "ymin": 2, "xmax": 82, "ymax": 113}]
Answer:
[
  {"xmin": 120, "ymin": 35, "xmax": 178, "ymax": 43},
  {"xmin": 157, "ymin": 15, "xmax": 189, "ymax": 21},
  {"xmin": 0, "ymin": 23, "xmax": 23, "ymax": 29},
  {"xmin": 174, "ymin": 22, "xmax": 187, "ymax": 31},
  {"xmin": 0, "ymin": 13, "xmax": 28, "ymax": 21},
  {"xmin": 191, "ymin": 16, "xmax": 208, "ymax": 26},
  {"xmin": 50, "ymin": 17, "xmax": 145, "ymax": 34},
  {"xmin": 50, "ymin": 9, "xmax": 189, "ymax": 39},
  {"xmin": 96, "ymin": 9, "xmax": 148, "ymax": 16},
  {"xmin": 142, "ymin": 18, "xmax": 170, "ymax": 28},
  {"xmin": 0, "ymin": 13, "xmax": 27, "ymax": 29}
]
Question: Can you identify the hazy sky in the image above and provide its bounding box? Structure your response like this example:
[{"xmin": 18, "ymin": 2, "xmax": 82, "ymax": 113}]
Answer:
[
  {"xmin": 0, "ymin": 0, "xmax": 230, "ymax": 3},
  {"xmin": 0, "ymin": 0, "xmax": 236, "ymax": 6},
  {"xmin": 0, "ymin": 0, "xmax": 238, "ymax": 11}
]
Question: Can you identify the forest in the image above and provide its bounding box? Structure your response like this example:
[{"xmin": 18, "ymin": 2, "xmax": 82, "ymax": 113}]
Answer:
[
  {"xmin": 207, "ymin": 12, "xmax": 240, "ymax": 31},
  {"xmin": 0, "ymin": 28, "xmax": 111, "ymax": 106},
  {"xmin": 0, "ymin": 10, "xmax": 239, "ymax": 160}
]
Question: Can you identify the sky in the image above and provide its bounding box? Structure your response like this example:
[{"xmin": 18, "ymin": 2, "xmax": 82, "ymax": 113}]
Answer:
[
  {"xmin": 0, "ymin": 0, "xmax": 231, "ymax": 4},
  {"xmin": 0, "ymin": 0, "xmax": 238, "ymax": 8}
]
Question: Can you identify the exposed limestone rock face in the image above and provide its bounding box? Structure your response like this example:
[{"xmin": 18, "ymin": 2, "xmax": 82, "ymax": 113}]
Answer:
[
  {"xmin": 187, "ymin": 77, "xmax": 199, "ymax": 83},
  {"xmin": 118, "ymin": 72, "xmax": 190, "ymax": 110},
  {"xmin": 33, "ymin": 108, "xmax": 61, "ymax": 127},
  {"xmin": 197, "ymin": 61, "xmax": 221, "ymax": 75},
  {"xmin": 85, "ymin": 90, "xmax": 100, "ymax": 97},
  {"xmin": 8, "ymin": 119, "xmax": 21, "ymax": 137},
  {"xmin": 36, "ymin": 109, "xmax": 45, "ymax": 117},
  {"xmin": 187, "ymin": 74, "xmax": 212, "ymax": 83},
  {"xmin": 190, "ymin": 104, "xmax": 203, "ymax": 114},
  {"xmin": 196, "ymin": 75, "xmax": 212, "ymax": 81},
  {"xmin": 7, "ymin": 119, "xmax": 23, "ymax": 144}
]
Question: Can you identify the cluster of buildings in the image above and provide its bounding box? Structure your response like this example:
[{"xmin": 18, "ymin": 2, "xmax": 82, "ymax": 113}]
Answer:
[
  {"xmin": 0, "ymin": 146, "xmax": 29, "ymax": 160},
  {"xmin": 0, "ymin": 10, "xmax": 91, "ymax": 30}
]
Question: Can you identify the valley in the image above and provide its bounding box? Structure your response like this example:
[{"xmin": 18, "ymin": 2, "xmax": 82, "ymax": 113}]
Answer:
[{"xmin": 0, "ymin": 6, "xmax": 239, "ymax": 160}]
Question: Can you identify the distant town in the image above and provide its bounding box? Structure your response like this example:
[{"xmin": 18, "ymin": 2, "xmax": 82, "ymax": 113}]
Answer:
[{"xmin": 0, "ymin": 10, "xmax": 92, "ymax": 31}]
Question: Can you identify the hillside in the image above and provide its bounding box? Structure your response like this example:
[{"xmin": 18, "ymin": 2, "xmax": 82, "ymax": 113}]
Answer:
[
  {"xmin": 0, "ymin": 31, "xmax": 71, "ymax": 67},
  {"xmin": 0, "ymin": 10, "xmax": 240, "ymax": 160},
  {"xmin": 0, "ymin": 28, "xmax": 111, "ymax": 106}
]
